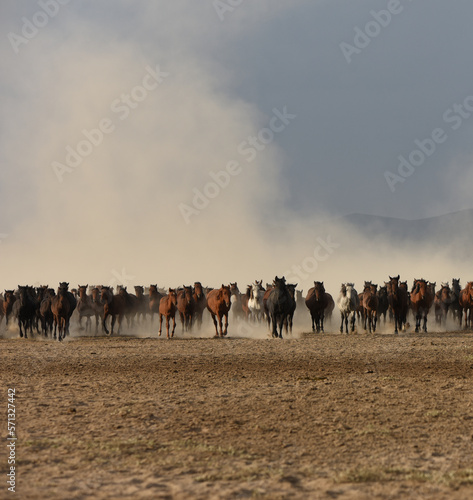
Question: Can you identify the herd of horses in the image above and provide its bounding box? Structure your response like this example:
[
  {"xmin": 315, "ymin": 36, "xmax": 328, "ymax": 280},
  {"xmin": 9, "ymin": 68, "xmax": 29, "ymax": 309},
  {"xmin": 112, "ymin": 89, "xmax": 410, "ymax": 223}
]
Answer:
[{"xmin": 1, "ymin": 276, "xmax": 473, "ymax": 341}]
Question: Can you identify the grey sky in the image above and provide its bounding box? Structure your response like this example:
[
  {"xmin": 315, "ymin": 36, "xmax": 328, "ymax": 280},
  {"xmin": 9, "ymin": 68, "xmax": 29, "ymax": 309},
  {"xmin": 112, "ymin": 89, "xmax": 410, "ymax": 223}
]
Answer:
[{"xmin": 1, "ymin": 1, "xmax": 472, "ymax": 289}]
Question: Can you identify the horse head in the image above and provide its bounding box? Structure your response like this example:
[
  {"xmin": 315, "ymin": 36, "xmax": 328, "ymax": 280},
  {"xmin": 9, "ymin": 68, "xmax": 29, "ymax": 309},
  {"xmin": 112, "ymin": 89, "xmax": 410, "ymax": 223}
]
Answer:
[{"xmin": 217, "ymin": 285, "xmax": 232, "ymax": 307}]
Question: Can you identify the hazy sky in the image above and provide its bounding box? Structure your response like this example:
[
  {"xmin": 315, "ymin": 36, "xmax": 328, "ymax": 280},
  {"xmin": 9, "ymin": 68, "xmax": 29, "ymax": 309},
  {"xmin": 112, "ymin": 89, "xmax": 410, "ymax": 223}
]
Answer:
[{"xmin": 1, "ymin": 1, "xmax": 472, "ymax": 290}]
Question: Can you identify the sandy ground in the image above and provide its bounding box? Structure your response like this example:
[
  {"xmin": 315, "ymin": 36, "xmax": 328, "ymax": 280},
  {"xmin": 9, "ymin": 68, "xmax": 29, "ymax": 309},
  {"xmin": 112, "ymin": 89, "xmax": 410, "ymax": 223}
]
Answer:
[{"xmin": 2, "ymin": 316, "xmax": 473, "ymax": 499}]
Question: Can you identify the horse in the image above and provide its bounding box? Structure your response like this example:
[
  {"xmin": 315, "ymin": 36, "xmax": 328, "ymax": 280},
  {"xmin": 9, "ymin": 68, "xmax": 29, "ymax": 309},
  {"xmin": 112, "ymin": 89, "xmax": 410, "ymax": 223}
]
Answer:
[
  {"xmin": 193, "ymin": 282, "xmax": 207, "ymax": 330},
  {"xmin": 247, "ymin": 280, "xmax": 265, "ymax": 322},
  {"xmin": 149, "ymin": 285, "xmax": 163, "ymax": 325},
  {"xmin": 376, "ymin": 285, "xmax": 389, "ymax": 325},
  {"xmin": 450, "ymin": 278, "xmax": 462, "ymax": 326},
  {"xmin": 177, "ymin": 286, "xmax": 195, "ymax": 332},
  {"xmin": 230, "ymin": 283, "xmax": 246, "ymax": 323},
  {"xmin": 56, "ymin": 282, "xmax": 77, "ymax": 336},
  {"xmin": 388, "ymin": 275, "xmax": 409, "ymax": 334},
  {"xmin": 337, "ymin": 283, "xmax": 359, "ymax": 334},
  {"xmin": 101, "ymin": 286, "xmax": 126, "ymax": 335},
  {"xmin": 3, "ymin": 290, "xmax": 17, "ymax": 328},
  {"xmin": 39, "ymin": 288, "xmax": 55, "ymax": 337},
  {"xmin": 159, "ymin": 288, "xmax": 178, "ymax": 339},
  {"xmin": 410, "ymin": 279, "xmax": 434, "ymax": 333},
  {"xmin": 90, "ymin": 287, "xmax": 104, "ymax": 334},
  {"xmin": 13, "ymin": 286, "xmax": 36, "ymax": 338},
  {"xmin": 459, "ymin": 282, "xmax": 473, "ymax": 329},
  {"xmin": 118, "ymin": 286, "xmax": 139, "ymax": 329},
  {"xmin": 305, "ymin": 281, "xmax": 328, "ymax": 333},
  {"xmin": 77, "ymin": 285, "xmax": 95, "ymax": 333},
  {"xmin": 51, "ymin": 287, "xmax": 71, "ymax": 341},
  {"xmin": 362, "ymin": 282, "xmax": 378, "ymax": 333},
  {"xmin": 283, "ymin": 283, "xmax": 297, "ymax": 335},
  {"xmin": 134, "ymin": 286, "xmax": 149, "ymax": 324},
  {"xmin": 434, "ymin": 283, "xmax": 451, "ymax": 328},
  {"xmin": 266, "ymin": 276, "xmax": 293, "ymax": 338},
  {"xmin": 206, "ymin": 285, "xmax": 232, "ymax": 337},
  {"xmin": 262, "ymin": 284, "xmax": 273, "ymax": 330}
]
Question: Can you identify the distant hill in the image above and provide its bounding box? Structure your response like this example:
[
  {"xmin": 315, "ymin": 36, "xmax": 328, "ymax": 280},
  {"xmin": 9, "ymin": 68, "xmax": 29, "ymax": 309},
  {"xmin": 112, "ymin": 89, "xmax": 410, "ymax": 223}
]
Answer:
[{"xmin": 340, "ymin": 209, "xmax": 473, "ymax": 245}]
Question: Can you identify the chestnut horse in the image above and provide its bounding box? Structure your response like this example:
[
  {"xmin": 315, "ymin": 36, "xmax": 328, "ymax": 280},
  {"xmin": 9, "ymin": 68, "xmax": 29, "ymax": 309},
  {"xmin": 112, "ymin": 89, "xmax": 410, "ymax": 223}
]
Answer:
[
  {"xmin": 434, "ymin": 283, "xmax": 451, "ymax": 328},
  {"xmin": 177, "ymin": 286, "xmax": 195, "ymax": 332},
  {"xmin": 193, "ymin": 282, "xmax": 207, "ymax": 330},
  {"xmin": 459, "ymin": 281, "xmax": 473, "ymax": 329},
  {"xmin": 362, "ymin": 282, "xmax": 378, "ymax": 333},
  {"xmin": 3, "ymin": 290, "xmax": 17, "ymax": 328},
  {"xmin": 206, "ymin": 285, "xmax": 232, "ymax": 337},
  {"xmin": 101, "ymin": 286, "xmax": 126, "ymax": 335},
  {"xmin": 51, "ymin": 286, "xmax": 71, "ymax": 341},
  {"xmin": 410, "ymin": 279, "xmax": 434, "ymax": 333},
  {"xmin": 305, "ymin": 281, "xmax": 328, "ymax": 333},
  {"xmin": 159, "ymin": 288, "xmax": 178, "ymax": 339}
]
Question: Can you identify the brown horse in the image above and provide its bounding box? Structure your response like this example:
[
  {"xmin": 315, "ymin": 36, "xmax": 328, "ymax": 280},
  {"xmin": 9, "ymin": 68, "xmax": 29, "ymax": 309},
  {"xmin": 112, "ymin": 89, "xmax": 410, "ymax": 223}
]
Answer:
[
  {"xmin": 305, "ymin": 281, "xmax": 328, "ymax": 333},
  {"xmin": 177, "ymin": 286, "xmax": 195, "ymax": 332},
  {"xmin": 118, "ymin": 286, "xmax": 139, "ymax": 329},
  {"xmin": 149, "ymin": 285, "xmax": 163, "ymax": 325},
  {"xmin": 158, "ymin": 288, "xmax": 178, "ymax": 339},
  {"xmin": 3, "ymin": 290, "xmax": 17, "ymax": 328},
  {"xmin": 450, "ymin": 279, "xmax": 462, "ymax": 326},
  {"xmin": 206, "ymin": 285, "xmax": 232, "ymax": 337},
  {"xmin": 90, "ymin": 287, "xmax": 104, "ymax": 333},
  {"xmin": 410, "ymin": 279, "xmax": 434, "ymax": 333},
  {"xmin": 434, "ymin": 283, "xmax": 451, "ymax": 328},
  {"xmin": 284, "ymin": 283, "xmax": 297, "ymax": 335},
  {"xmin": 459, "ymin": 282, "xmax": 473, "ymax": 329},
  {"xmin": 134, "ymin": 286, "xmax": 149, "ymax": 324},
  {"xmin": 39, "ymin": 288, "xmax": 55, "ymax": 337},
  {"xmin": 101, "ymin": 286, "xmax": 126, "ymax": 335},
  {"xmin": 362, "ymin": 282, "xmax": 378, "ymax": 333},
  {"xmin": 193, "ymin": 282, "xmax": 207, "ymax": 330},
  {"xmin": 77, "ymin": 285, "xmax": 95, "ymax": 333},
  {"xmin": 388, "ymin": 275, "xmax": 409, "ymax": 334},
  {"xmin": 51, "ymin": 287, "xmax": 71, "ymax": 341}
]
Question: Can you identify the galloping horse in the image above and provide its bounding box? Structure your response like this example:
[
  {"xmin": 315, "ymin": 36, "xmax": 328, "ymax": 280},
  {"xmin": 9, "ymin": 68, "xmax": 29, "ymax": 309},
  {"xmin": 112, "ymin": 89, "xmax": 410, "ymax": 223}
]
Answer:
[
  {"xmin": 193, "ymin": 282, "xmax": 207, "ymax": 329},
  {"xmin": 247, "ymin": 280, "xmax": 265, "ymax": 321},
  {"xmin": 3, "ymin": 290, "xmax": 17, "ymax": 328},
  {"xmin": 101, "ymin": 286, "xmax": 126, "ymax": 335},
  {"xmin": 376, "ymin": 286, "xmax": 389, "ymax": 324},
  {"xmin": 14, "ymin": 286, "xmax": 36, "ymax": 338},
  {"xmin": 267, "ymin": 276, "xmax": 293, "ymax": 338},
  {"xmin": 90, "ymin": 287, "xmax": 104, "ymax": 333},
  {"xmin": 337, "ymin": 283, "xmax": 359, "ymax": 334},
  {"xmin": 159, "ymin": 288, "xmax": 178, "ymax": 339},
  {"xmin": 177, "ymin": 286, "xmax": 195, "ymax": 332},
  {"xmin": 362, "ymin": 282, "xmax": 378, "ymax": 333},
  {"xmin": 51, "ymin": 286, "xmax": 71, "ymax": 341},
  {"xmin": 134, "ymin": 286, "xmax": 149, "ymax": 324},
  {"xmin": 77, "ymin": 285, "xmax": 95, "ymax": 333},
  {"xmin": 118, "ymin": 286, "xmax": 139, "ymax": 329},
  {"xmin": 434, "ymin": 283, "xmax": 451, "ymax": 328},
  {"xmin": 284, "ymin": 283, "xmax": 297, "ymax": 335},
  {"xmin": 388, "ymin": 275, "xmax": 408, "ymax": 334},
  {"xmin": 149, "ymin": 285, "xmax": 163, "ymax": 325},
  {"xmin": 410, "ymin": 279, "xmax": 434, "ymax": 333},
  {"xmin": 450, "ymin": 278, "xmax": 462, "ymax": 326},
  {"xmin": 305, "ymin": 281, "xmax": 328, "ymax": 333},
  {"xmin": 206, "ymin": 285, "xmax": 232, "ymax": 337},
  {"xmin": 39, "ymin": 288, "xmax": 55, "ymax": 337},
  {"xmin": 230, "ymin": 283, "xmax": 245, "ymax": 322},
  {"xmin": 459, "ymin": 282, "xmax": 473, "ymax": 329}
]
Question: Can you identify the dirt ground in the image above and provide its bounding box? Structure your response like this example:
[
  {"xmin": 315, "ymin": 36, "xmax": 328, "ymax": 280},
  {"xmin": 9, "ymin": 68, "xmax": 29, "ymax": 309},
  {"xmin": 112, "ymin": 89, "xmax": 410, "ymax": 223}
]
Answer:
[{"xmin": 2, "ymin": 321, "xmax": 473, "ymax": 499}]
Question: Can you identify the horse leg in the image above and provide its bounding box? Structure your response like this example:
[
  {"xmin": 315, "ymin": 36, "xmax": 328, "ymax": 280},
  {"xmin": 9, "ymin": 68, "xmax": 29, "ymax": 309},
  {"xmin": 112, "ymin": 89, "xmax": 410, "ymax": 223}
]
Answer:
[
  {"xmin": 210, "ymin": 313, "xmax": 218, "ymax": 337},
  {"xmin": 340, "ymin": 313, "xmax": 344, "ymax": 334},
  {"xmin": 165, "ymin": 316, "xmax": 170, "ymax": 339},
  {"xmin": 373, "ymin": 311, "xmax": 377, "ymax": 333},
  {"xmin": 103, "ymin": 311, "xmax": 110, "ymax": 335},
  {"xmin": 171, "ymin": 314, "xmax": 176, "ymax": 338},
  {"xmin": 158, "ymin": 314, "xmax": 163, "ymax": 336},
  {"xmin": 223, "ymin": 313, "xmax": 228, "ymax": 336},
  {"xmin": 423, "ymin": 312, "xmax": 428, "ymax": 333},
  {"xmin": 320, "ymin": 313, "xmax": 324, "ymax": 333}
]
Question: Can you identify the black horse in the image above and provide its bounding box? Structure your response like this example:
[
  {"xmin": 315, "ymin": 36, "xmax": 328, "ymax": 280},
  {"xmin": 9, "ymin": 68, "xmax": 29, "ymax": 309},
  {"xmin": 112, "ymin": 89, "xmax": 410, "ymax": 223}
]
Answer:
[
  {"xmin": 13, "ymin": 286, "xmax": 36, "ymax": 338},
  {"xmin": 266, "ymin": 276, "xmax": 293, "ymax": 338}
]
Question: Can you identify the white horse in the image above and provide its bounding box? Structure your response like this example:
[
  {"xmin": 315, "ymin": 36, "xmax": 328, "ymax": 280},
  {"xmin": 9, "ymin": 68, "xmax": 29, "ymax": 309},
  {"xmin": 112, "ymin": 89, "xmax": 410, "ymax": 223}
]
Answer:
[
  {"xmin": 247, "ymin": 280, "xmax": 265, "ymax": 322},
  {"xmin": 337, "ymin": 283, "xmax": 359, "ymax": 334}
]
